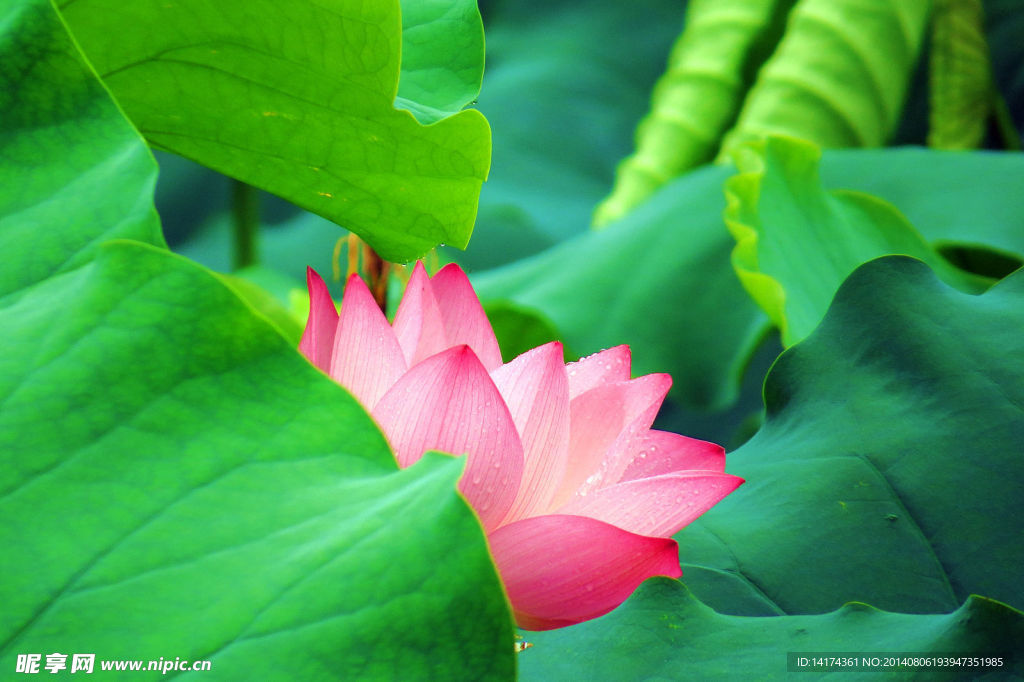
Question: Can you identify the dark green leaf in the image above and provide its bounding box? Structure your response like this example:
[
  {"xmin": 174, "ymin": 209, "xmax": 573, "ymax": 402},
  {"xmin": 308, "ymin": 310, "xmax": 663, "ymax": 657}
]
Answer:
[
  {"xmin": 456, "ymin": 0, "xmax": 684, "ymax": 269},
  {"xmin": 986, "ymin": 0, "xmax": 1024, "ymax": 144},
  {"xmin": 474, "ymin": 141, "xmax": 1024, "ymax": 414},
  {"xmin": 483, "ymin": 300, "xmax": 572, "ymax": 364},
  {"xmin": 680, "ymin": 256, "xmax": 1024, "ymax": 617},
  {"xmin": 519, "ymin": 578, "xmax": 1024, "ymax": 681},
  {"xmin": 174, "ymin": 211, "xmax": 345, "ymax": 285}
]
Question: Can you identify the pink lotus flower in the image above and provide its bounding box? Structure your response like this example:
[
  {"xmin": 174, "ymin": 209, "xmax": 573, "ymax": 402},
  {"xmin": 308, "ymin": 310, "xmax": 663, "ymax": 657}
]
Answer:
[{"xmin": 300, "ymin": 262, "xmax": 743, "ymax": 630}]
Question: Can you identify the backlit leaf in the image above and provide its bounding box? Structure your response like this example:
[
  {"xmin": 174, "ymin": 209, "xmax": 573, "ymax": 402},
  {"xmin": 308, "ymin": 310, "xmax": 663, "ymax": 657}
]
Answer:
[
  {"xmin": 719, "ymin": 0, "xmax": 931, "ymax": 155},
  {"xmin": 593, "ymin": 0, "xmax": 796, "ymax": 227},
  {"xmin": 724, "ymin": 136, "xmax": 989, "ymax": 346},
  {"xmin": 59, "ymin": 0, "xmax": 491, "ymax": 262},
  {"xmin": 928, "ymin": 0, "xmax": 995, "ymax": 149}
]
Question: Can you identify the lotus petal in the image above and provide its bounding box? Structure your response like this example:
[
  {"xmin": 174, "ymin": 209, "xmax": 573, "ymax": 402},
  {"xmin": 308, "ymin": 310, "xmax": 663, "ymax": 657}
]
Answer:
[
  {"xmin": 566, "ymin": 345, "xmax": 631, "ymax": 399},
  {"xmin": 489, "ymin": 514, "xmax": 682, "ymax": 630},
  {"xmin": 329, "ymin": 273, "xmax": 407, "ymax": 409},
  {"xmin": 373, "ymin": 345, "xmax": 523, "ymax": 531},
  {"xmin": 551, "ymin": 373, "xmax": 672, "ymax": 508},
  {"xmin": 432, "ymin": 263, "xmax": 503, "ymax": 371},
  {"xmin": 621, "ymin": 430, "xmax": 727, "ymax": 481},
  {"xmin": 559, "ymin": 472, "xmax": 744, "ymax": 537},
  {"xmin": 298, "ymin": 267, "xmax": 338, "ymax": 373},
  {"xmin": 392, "ymin": 261, "xmax": 448, "ymax": 367},
  {"xmin": 490, "ymin": 342, "xmax": 571, "ymax": 524}
]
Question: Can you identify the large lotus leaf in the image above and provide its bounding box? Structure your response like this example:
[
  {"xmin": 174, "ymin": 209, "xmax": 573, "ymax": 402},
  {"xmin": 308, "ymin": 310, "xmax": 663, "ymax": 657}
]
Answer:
[
  {"xmin": 819, "ymin": 146, "xmax": 1024, "ymax": 260},
  {"xmin": 725, "ymin": 135, "xmax": 989, "ymax": 346},
  {"xmin": 0, "ymin": 0, "xmax": 162, "ymax": 301},
  {"xmin": 518, "ymin": 579, "xmax": 1024, "ymax": 681},
  {"xmin": 592, "ymin": 0, "xmax": 796, "ymax": 227},
  {"xmin": 719, "ymin": 0, "xmax": 931, "ymax": 156},
  {"xmin": 0, "ymin": 244, "xmax": 514, "ymax": 680},
  {"xmin": 473, "ymin": 163, "xmax": 770, "ymax": 411},
  {"xmin": 58, "ymin": 0, "xmax": 491, "ymax": 263},
  {"xmin": 928, "ymin": 0, "xmax": 995, "ymax": 149},
  {"xmin": 0, "ymin": 2, "xmax": 513, "ymax": 677},
  {"xmin": 677, "ymin": 256, "xmax": 1024, "ymax": 618}
]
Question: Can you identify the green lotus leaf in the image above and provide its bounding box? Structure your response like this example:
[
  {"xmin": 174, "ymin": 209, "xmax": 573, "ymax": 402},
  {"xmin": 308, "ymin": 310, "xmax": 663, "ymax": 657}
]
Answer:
[
  {"xmin": 518, "ymin": 578, "xmax": 1024, "ymax": 680},
  {"xmin": 0, "ymin": 2, "xmax": 513, "ymax": 677},
  {"xmin": 725, "ymin": 136, "xmax": 990, "ymax": 346},
  {"xmin": 679, "ymin": 256, "xmax": 1024, "ymax": 618},
  {"xmin": 719, "ymin": 0, "xmax": 931, "ymax": 155},
  {"xmin": 59, "ymin": 0, "xmax": 491, "ymax": 262},
  {"xmin": 928, "ymin": 0, "xmax": 996, "ymax": 149},
  {"xmin": 819, "ymin": 146, "xmax": 1024, "ymax": 262},
  {"xmin": 593, "ymin": 0, "xmax": 795, "ymax": 227}
]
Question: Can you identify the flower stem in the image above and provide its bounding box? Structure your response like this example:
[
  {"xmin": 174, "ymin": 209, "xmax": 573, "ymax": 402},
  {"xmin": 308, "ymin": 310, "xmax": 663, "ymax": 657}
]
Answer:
[
  {"xmin": 231, "ymin": 180, "xmax": 260, "ymax": 270},
  {"xmin": 361, "ymin": 242, "xmax": 391, "ymax": 314}
]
